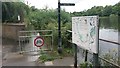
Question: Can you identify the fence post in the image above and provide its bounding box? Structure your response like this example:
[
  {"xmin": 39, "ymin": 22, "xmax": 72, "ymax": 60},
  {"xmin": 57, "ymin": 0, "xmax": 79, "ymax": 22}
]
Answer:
[
  {"xmin": 93, "ymin": 16, "xmax": 100, "ymax": 68},
  {"xmin": 93, "ymin": 53, "xmax": 99, "ymax": 68},
  {"xmin": 118, "ymin": 44, "xmax": 120, "ymax": 66},
  {"xmin": 74, "ymin": 43, "xmax": 77, "ymax": 68},
  {"xmin": 85, "ymin": 50, "xmax": 88, "ymax": 62},
  {"xmin": 118, "ymin": 16, "xmax": 120, "ymax": 66}
]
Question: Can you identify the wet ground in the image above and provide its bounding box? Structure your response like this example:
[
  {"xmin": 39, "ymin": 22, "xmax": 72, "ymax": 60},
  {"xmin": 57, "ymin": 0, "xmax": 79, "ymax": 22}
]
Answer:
[{"xmin": 1, "ymin": 38, "xmax": 75, "ymax": 67}]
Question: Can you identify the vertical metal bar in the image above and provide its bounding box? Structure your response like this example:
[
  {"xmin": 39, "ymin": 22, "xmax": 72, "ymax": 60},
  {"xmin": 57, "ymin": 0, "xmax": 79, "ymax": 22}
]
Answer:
[
  {"xmin": 58, "ymin": 0, "xmax": 62, "ymax": 54},
  {"xmin": 74, "ymin": 44, "xmax": 77, "ymax": 68},
  {"xmin": 19, "ymin": 37, "xmax": 21, "ymax": 51},
  {"xmin": 51, "ymin": 31, "xmax": 53, "ymax": 51},
  {"xmin": 85, "ymin": 50, "xmax": 88, "ymax": 62},
  {"xmin": 93, "ymin": 53, "xmax": 99, "ymax": 68},
  {"xmin": 118, "ymin": 44, "xmax": 120, "ymax": 66},
  {"xmin": 118, "ymin": 16, "xmax": 120, "ymax": 66},
  {"xmin": 93, "ymin": 16, "xmax": 99, "ymax": 68}
]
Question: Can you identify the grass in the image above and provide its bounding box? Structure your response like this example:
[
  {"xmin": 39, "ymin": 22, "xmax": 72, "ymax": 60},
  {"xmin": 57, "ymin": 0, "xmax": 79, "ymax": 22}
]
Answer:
[
  {"xmin": 80, "ymin": 62, "xmax": 93, "ymax": 68},
  {"xmin": 38, "ymin": 46, "xmax": 74, "ymax": 63}
]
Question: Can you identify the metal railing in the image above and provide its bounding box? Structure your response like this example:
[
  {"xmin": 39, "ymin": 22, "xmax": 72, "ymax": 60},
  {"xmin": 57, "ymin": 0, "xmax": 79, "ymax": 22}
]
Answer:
[
  {"xmin": 18, "ymin": 30, "xmax": 53, "ymax": 53},
  {"xmin": 67, "ymin": 30, "xmax": 120, "ymax": 67}
]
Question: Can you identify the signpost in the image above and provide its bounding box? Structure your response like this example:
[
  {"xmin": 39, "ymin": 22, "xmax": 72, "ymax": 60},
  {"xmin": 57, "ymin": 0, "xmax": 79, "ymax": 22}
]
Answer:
[
  {"xmin": 34, "ymin": 36, "xmax": 44, "ymax": 47},
  {"xmin": 58, "ymin": 0, "xmax": 75, "ymax": 54}
]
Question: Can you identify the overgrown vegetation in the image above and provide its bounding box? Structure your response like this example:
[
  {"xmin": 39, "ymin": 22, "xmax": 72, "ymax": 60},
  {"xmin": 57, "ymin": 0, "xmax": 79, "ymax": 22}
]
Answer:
[
  {"xmin": 100, "ymin": 49, "xmax": 119, "ymax": 66},
  {"xmin": 2, "ymin": 2, "xmax": 29, "ymax": 22},
  {"xmin": 2, "ymin": 1, "xmax": 120, "ymax": 65},
  {"xmin": 80, "ymin": 62, "xmax": 93, "ymax": 68},
  {"xmin": 38, "ymin": 48, "xmax": 73, "ymax": 63}
]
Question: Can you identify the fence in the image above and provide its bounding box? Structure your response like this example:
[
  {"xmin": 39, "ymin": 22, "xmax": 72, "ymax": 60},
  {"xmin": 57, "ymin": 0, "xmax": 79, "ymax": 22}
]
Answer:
[
  {"xmin": 18, "ymin": 30, "xmax": 53, "ymax": 53},
  {"xmin": 67, "ymin": 30, "xmax": 120, "ymax": 68}
]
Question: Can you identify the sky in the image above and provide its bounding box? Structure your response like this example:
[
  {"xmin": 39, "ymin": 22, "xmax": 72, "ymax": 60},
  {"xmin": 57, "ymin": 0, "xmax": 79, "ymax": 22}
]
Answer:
[{"xmin": 24, "ymin": 0, "xmax": 120, "ymax": 12}]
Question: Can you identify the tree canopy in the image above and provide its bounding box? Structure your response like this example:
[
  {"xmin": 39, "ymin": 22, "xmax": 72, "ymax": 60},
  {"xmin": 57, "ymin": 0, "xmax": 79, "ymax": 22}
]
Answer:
[
  {"xmin": 71, "ymin": 2, "xmax": 120, "ymax": 16},
  {"xmin": 2, "ymin": 2, "xmax": 29, "ymax": 22}
]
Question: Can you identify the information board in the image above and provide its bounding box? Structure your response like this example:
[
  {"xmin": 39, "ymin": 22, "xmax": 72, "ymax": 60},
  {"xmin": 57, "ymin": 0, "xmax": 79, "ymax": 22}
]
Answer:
[{"xmin": 72, "ymin": 16, "xmax": 99, "ymax": 53}]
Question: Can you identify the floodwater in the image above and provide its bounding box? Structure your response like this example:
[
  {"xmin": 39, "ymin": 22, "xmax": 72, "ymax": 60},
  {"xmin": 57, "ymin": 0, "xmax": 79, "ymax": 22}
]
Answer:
[
  {"xmin": 99, "ymin": 29, "xmax": 119, "ymax": 55},
  {"xmin": 77, "ymin": 16, "xmax": 120, "ymax": 65},
  {"xmin": 77, "ymin": 28, "xmax": 119, "ymax": 65},
  {"xmin": 2, "ymin": 33, "xmax": 42, "ymax": 66}
]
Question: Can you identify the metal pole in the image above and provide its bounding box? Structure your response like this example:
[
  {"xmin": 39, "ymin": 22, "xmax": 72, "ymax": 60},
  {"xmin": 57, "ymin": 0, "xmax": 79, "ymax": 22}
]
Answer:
[
  {"xmin": 74, "ymin": 44, "xmax": 77, "ymax": 68},
  {"xmin": 85, "ymin": 50, "xmax": 88, "ymax": 62},
  {"xmin": 58, "ymin": 0, "xmax": 62, "ymax": 54},
  {"xmin": 93, "ymin": 17, "xmax": 99, "ymax": 68},
  {"xmin": 93, "ymin": 53, "xmax": 99, "ymax": 68},
  {"xmin": 118, "ymin": 16, "xmax": 120, "ymax": 66}
]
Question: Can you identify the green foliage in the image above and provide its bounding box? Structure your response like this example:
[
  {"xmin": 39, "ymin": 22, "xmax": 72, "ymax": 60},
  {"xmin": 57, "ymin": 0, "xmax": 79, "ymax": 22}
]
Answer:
[
  {"xmin": 29, "ymin": 8, "xmax": 58, "ymax": 30},
  {"xmin": 71, "ymin": 2, "xmax": 120, "ymax": 16},
  {"xmin": 39, "ymin": 54, "xmax": 56, "ymax": 63},
  {"xmin": 28, "ymin": 7, "xmax": 72, "ymax": 49},
  {"xmin": 2, "ymin": 2, "xmax": 29, "ymax": 23},
  {"xmin": 39, "ymin": 50, "xmax": 63, "ymax": 63},
  {"xmin": 99, "ymin": 15, "xmax": 119, "ymax": 30},
  {"xmin": 80, "ymin": 62, "xmax": 93, "ymax": 68},
  {"xmin": 100, "ymin": 49, "xmax": 118, "ymax": 66}
]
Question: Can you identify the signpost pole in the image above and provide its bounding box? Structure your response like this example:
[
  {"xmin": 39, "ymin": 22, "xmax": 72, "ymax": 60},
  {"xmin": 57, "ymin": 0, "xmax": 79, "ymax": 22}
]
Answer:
[
  {"xmin": 58, "ymin": 0, "xmax": 62, "ymax": 54},
  {"xmin": 57, "ymin": 0, "xmax": 75, "ymax": 54}
]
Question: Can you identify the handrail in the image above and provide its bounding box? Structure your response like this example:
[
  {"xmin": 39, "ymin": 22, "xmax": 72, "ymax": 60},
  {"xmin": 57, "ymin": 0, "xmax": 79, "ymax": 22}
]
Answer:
[
  {"xmin": 19, "ymin": 35, "xmax": 53, "ymax": 38},
  {"xmin": 67, "ymin": 30, "xmax": 120, "ymax": 67},
  {"xmin": 67, "ymin": 30, "xmax": 120, "ymax": 45},
  {"xmin": 19, "ymin": 30, "xmax": 53, "ymax": 33},
  {"xmin": 99, "ymin": 56, "xmax": 120, "ymax": 67},
  {"xmin": 99, "ymin": 39, "xmax": 120, "ymax": 45}
]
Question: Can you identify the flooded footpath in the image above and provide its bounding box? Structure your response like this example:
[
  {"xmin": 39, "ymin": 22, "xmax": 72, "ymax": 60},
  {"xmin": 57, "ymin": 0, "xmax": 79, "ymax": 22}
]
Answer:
[{"xmin": 2, "ymin": 36, "xmax": 74, "ymax": 67}]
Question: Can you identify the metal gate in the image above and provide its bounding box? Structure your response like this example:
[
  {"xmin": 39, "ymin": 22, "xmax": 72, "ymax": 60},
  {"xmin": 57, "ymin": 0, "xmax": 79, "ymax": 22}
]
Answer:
[{"xmin": 18, "ymin": 30, "xmax": 53, "ymax": 53}]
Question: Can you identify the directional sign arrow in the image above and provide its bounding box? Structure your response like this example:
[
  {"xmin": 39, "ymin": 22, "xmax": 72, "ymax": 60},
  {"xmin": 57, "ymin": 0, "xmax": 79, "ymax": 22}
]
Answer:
[{"xmin": 60, "ymin": 3, "xmax": 75, "ymax": 6}]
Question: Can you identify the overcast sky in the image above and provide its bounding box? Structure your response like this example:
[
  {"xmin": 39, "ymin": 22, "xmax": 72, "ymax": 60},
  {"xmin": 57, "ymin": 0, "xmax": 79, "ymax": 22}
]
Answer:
[{"xmin": 24, "ymin": 0, "xmax": 120, "ymax": 12}]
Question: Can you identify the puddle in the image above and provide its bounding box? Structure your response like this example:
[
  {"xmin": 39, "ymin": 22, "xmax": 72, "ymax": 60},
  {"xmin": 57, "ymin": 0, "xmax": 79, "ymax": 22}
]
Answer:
[{"xmin": 44, "ymin": 61, "xmax": 53, "ymax": 66}]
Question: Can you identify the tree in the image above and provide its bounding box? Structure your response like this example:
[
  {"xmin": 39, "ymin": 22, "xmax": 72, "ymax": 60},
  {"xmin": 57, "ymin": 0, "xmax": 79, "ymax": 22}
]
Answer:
[
  {"xmin": 2, "ymin": 2, "xmax": 29, "ymax": 23},
  {"xmin": 102, "ymin": 5, "xmax": 112, "ymax": 16},
  {"xmin": 71, "ymin": 2, "xmax": 120, "ymax": 17}
]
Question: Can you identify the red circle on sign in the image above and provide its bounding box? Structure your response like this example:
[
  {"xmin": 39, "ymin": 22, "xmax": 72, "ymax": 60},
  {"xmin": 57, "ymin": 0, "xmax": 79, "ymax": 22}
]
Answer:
[{"xmin": 34, "ymin": 36, "xmax": 44, "ymax": 47}]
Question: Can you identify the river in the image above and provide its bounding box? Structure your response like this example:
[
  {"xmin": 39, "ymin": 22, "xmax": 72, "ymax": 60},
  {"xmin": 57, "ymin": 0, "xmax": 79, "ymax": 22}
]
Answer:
[{"xmin": 77, "ymin": 16, "xmax": 120, "ymax": 65}]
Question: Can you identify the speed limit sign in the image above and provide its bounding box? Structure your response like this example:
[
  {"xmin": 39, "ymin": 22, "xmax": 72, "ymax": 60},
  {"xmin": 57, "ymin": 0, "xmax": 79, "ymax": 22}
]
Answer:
[{"xmin": 34, "ymin": 36, "xmax": 44, "ymax": 47}]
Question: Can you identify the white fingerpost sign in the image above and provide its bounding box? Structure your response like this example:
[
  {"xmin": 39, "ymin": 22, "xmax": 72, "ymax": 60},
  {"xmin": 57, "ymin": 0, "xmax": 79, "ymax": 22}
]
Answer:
[{"xmin": 72, "ymin": 16, "xmax": 99, "ymax": 53}]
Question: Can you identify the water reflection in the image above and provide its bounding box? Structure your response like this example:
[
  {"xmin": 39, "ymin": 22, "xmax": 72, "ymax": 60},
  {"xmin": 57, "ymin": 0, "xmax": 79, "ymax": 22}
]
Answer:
[{"xmin": 99, "ymin": 15, "xmax": 119, "ymax": 30}]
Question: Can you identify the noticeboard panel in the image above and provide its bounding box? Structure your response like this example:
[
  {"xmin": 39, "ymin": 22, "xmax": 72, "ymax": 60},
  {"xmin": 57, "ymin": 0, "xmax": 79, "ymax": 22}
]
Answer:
[{"xmin": 72, "ymin": 16, "xmax": 99, "ymax": 53}]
